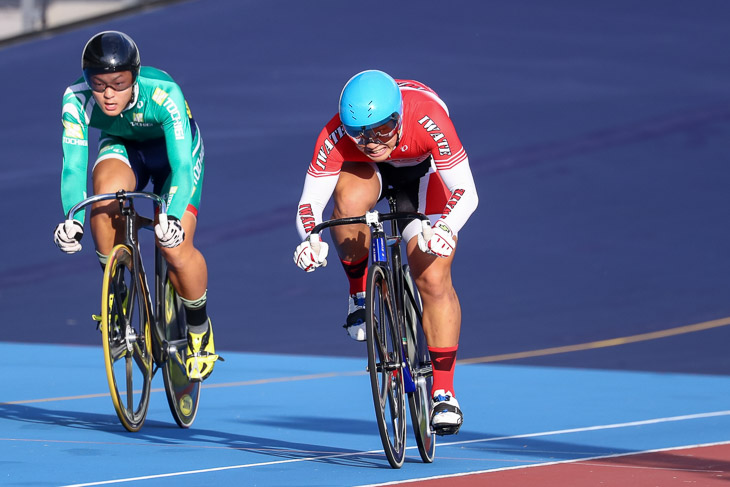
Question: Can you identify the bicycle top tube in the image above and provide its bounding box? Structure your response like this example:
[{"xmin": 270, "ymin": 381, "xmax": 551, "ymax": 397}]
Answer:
[{"xmin": 66, "ymin": 190, "xmax": 167, "ymax": 221}]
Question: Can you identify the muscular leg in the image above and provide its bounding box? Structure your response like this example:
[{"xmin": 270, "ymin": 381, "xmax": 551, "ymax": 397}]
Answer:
[
  {"xmin": 158, "ymin": 211, "xmax": 208, "ymax": 303},
  {"xmin": 162, "ymin": 210, "xmax": 216, "ymax": 381},
  {"xmin": 408, "ymin": 236, "xmax": 463, "ymax": 431},
  {"xmin": 90, "ymin": 159, "xmax": 137, "ymax": 256},
  {"xmin": 330, "ymin": 162, "xmax": 381, "ymax": 262},
  {"xmin": 406, "ymin": 237, "xmax": 461, "ymax": 348}
]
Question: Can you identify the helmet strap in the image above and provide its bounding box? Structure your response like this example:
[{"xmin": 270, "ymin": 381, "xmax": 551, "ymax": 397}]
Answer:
[
  {"xmin": 122, "ymin": 83, "xmax": 139, "ymax": 113},
  {"xmin": 392, "ymin": 126, "xmax": 403, "ymax": 150}
]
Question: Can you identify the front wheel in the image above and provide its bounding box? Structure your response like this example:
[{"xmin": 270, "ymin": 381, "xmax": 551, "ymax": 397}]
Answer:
[
  {"xmin": 403, "ymin": 265, "xmax": 435, "ymax": 463},
  {"xmin": 366, "ymin": 264, "xmax": 407, "ymax": 468},
  {"xmin": 101, "ymin": 244, "xmax": 153, "ymax": 432}
]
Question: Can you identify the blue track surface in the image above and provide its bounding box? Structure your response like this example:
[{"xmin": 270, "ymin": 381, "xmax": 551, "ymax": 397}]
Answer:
[
  {"xmin": 5, "ymin": 343, "xmax": 730, "ymax": 486},
  {"xmin": 2, "ymin": 0, "xmax": 730, "ymax": 484}
]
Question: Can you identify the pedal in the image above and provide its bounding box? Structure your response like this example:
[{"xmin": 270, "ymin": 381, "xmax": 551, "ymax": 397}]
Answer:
[
  {"xmin": 433, "ymin": 423, "xmax": 462, "ymax": 436},
  {"xmin": 91, "ymin": 314, "xmax": 102, "ymax": 331},
  {"xmin": 192, "ymin": 351, "xmax": 224, "ymax": 362},
  {"xmin": 185, "ymin": 352, "xmax": 221, "ymax": 382}
]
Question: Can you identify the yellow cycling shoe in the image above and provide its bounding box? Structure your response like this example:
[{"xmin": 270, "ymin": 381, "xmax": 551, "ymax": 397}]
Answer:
[{"xmin": 185, "ymin": 320, "xmax": 219, "ymax": 382}]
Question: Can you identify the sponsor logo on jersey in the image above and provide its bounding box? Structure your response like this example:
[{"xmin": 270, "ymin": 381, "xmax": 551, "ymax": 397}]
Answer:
[
  {"xmin": 152, "ymin": 88, "xmax": 169, "ymax": 105},
  {"xmin": 417, "ymin": 115, "xmax": 451, "ymax": 156},
  {"xmin": 152, "ymin": 88, "xmax": 185, "ymax": 140},
  {"xmin": 165, "ymin": 186, "xmax": 178, "ymax": 209},
  {"xmin": 63, "ymin": 136, "xmax": 88, "ymax": 146},
  {"xmin": 440, "ymin": 188, "xmax": 465, "ymax": 219},
  {"xmin": 314, "ymin": 125, "xmax": 347, "ymax": 170},
  {"xmin": 62, "ymin": 121, "xmax": 84, "ymax": 139},
  {"xmin": 165, "ymin": 99, "xmax": 185, "ymax": 140},
  {"xmin": 298, "ymin": 203, "xmax": 316, "ymax": 234},
  {"xmin": 99, "ymin": 146, "xmax": 125, "ymax": 155},
  {"xmin": 397, "ymin": 81, "xmax": 428, "ymax": 91},
  {"xmin": 192, "ymin": 150, "xmax": 203, "ymax": 184},
  {"xmin": 130, "ymin": 112, "xmax": 154, "ymax": 128}
]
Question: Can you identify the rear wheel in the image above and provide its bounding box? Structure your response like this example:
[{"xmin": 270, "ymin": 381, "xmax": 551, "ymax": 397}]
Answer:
[
  {"xmin": 101, "ymin": 244, "xmax": 153, "ymax": 432},
  {"xmin": 160, "ymin": 276, "xmax": 201, "ymax": 428},
  {"xmin": 366, "ymin": 264, "xmax": 407, "ymax": 468},
  {"xmin": 403, "ymin": 265, "xmax": 435, "ymax": 463}
]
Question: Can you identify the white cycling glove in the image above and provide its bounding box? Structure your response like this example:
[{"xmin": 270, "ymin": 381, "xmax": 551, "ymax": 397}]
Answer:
[
  {"xmin": 294, "ymin": 235, "xmax": 329, "ymax": 272},
  {"xmin": 418, "ymin": 220, "xmax": 456, "ymax": 258},
  {"xmin": 54, "ymin": 219, "xmax": 84, "ymax": 254},
  {"xmin": 154, "ymin": 214, "xmax": 185, "ymax": 248}
]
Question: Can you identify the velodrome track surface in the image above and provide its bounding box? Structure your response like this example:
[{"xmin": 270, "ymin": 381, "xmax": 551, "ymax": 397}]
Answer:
[{"xmin": 2, "ymin": 0, "xmax": 730, "ymax": 485}]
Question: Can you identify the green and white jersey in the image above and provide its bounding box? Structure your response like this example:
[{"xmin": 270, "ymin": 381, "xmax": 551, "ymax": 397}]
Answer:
[{"xmin": 61, "ymin": 66, "xmax": 202, "ymax": 222}]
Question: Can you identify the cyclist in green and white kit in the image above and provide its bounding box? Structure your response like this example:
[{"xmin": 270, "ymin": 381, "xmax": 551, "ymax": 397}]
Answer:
[{"xmin": 53, "ymin": 31, "xmax": 218, "ymax": 381}]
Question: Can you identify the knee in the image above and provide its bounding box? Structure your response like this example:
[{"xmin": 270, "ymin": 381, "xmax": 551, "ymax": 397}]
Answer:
[
  {"xmin": 333, "ymin": 189, "xmax": 373, "ymax": 218},
  {"xmin": 93, "ymin": 178, "xmax": 119, "ymax": 195},
  {"xmin": 93, "ymin": 162, "xmax": 134, "ymax": 194},
  {"xmin": 158, "ymin": 244, "xmax": 190, "ymax": 269},
  {"xmin": 415, "ymin": 269, "xmax": 454, "ymax": 301},
  {"xmin": 332, "ymin": 165, "xmax": 378, "ymax": 218}
]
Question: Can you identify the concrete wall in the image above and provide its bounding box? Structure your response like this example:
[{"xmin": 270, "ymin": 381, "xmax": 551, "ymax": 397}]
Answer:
[{"xmin": 0, "ymin": 0, "xmax": 146, "ymax": 41}]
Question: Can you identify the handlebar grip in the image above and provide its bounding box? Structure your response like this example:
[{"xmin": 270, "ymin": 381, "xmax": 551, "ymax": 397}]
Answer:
[
  {"xmin": 310, "ymin": 234, "xmax": 320, "ymax": 253},
  {"xmin": 307, "ymin": 234, "xmax": 327, "ymax": 267},
  {"xmin": 421, "ymin": 220, "xmax": 433, "ymax": 240},
  {"xmin": 157, "ymin": 212, "xmax": 168, "ymax": 231}
]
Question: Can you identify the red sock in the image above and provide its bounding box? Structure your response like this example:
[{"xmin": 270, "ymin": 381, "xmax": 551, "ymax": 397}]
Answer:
[
  {"xmin": 429, "ymin": 345, "xmax": 458, "ymax": 396},
  {"xmin": 340, "ymin": 255, "xmax": 368, "ymax": 295}
]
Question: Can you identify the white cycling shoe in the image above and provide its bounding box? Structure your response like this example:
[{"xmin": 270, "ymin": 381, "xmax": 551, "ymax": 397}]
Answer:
[
  {"xmin": 344, "ymin": 292, "xmax": 367, "ymax": 341},
  {"xmin": 431, "ymin": 389, "xmax": 463, "ymax": 435}
]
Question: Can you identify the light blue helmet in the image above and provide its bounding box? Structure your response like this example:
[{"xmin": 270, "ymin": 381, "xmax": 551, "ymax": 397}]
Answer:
[{"xmin": 339, "ymin": 70, "xmax": 403, "ymax": 136}]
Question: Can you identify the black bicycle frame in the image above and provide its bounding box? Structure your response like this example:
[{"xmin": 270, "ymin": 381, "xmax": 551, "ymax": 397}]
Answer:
[{"xmin": 310, "ymin": 196, "xmax": 431, "ymax": 394}]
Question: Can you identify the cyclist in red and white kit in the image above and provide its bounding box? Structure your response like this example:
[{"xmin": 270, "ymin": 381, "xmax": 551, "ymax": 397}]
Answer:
[{"xmin": 293, "ymin": 70, "xmax": 478, "ymax": 435}]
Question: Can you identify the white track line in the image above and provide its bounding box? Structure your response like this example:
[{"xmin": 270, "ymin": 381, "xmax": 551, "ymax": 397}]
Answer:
[
  {"xmin": 59, "ymin": 409, "xmax": 730, "ymax": 486},
  {"xmin": 353, "ymin": 440, "xmax": 730, "ymax": 486}
]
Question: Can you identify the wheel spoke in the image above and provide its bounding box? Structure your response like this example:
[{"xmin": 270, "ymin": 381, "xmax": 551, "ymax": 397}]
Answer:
[
  {"xmin": 108, "ymin": 340, "xmax": 128, "ymax": 362},
  {"xmin": 132, "ymin": 340, "xmax": 151, "ymax": 375},
  {"xmin": 125, "ymin": 355, "xmax": 134, "ymax": 410}
]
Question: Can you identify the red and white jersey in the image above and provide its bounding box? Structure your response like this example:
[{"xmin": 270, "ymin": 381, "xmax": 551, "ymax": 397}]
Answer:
[{"xmin": 296, "ymin": 79, "xmax": 478, "ymax": 240}]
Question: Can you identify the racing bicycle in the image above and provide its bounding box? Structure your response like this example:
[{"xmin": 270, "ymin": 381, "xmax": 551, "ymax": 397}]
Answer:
[
  {"xmin": 67, "ymin": 190, "xmax": 201, "ymax": 432},
  {"xmin": 310, "ymin": 192, "xmax": 436, "ymax": 468}
]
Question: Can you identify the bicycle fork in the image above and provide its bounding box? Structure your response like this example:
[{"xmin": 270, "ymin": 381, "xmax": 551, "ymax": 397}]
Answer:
[{"xmin": 369, "ymin": 214, "xmax": 417, "ymax": 395}]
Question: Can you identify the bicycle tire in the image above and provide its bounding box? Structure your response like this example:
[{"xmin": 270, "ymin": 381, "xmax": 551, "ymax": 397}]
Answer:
[
  {"xmin": 403, "ymin": 265, "xmax": 436, "ymax": 463},
  {"xmin": 101, "ymin": 244, "xmax": 153, "ymax": 432},
  {"xmin": 160, "ymin": 277, "xmax": 201, "ymax": 428},
  {"xmin": 366, "ymin": 264, "xmax": 407, "ymax": 468}
]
